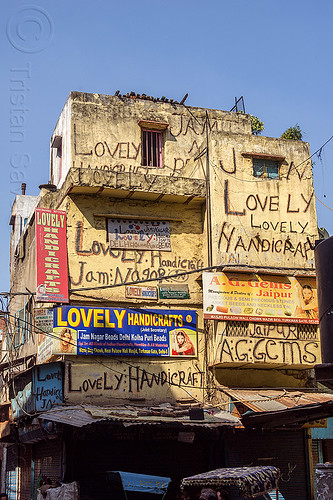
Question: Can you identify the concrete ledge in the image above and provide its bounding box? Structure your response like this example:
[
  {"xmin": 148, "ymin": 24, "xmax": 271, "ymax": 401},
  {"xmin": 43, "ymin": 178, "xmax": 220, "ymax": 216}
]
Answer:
[{"xmin": 45, "ymin": 168, "xmax": 206, "ymax": 208}]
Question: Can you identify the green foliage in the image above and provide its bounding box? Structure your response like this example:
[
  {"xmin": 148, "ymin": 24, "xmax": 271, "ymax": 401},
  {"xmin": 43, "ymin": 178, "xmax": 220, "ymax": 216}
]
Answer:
[
  {"xmin": 250, "ymin": 115, "xmax": 264, "ymax": 135},
  {"xmin": 280, "ymin": 124, "xmax": 303, "ymax": 140}
]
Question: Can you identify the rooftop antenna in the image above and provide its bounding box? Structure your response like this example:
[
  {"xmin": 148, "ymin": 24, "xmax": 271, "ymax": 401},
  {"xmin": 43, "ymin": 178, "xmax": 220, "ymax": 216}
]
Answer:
[{"xmin": 230, "ymin": 96, "xmax": 246, "ymax": 113}]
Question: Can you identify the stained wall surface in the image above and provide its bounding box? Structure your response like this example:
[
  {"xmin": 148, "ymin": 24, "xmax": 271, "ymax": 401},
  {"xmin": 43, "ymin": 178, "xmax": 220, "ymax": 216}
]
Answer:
[{"xmin": 7, "ymin": 92, "xmax": 320, "ymax": 402}]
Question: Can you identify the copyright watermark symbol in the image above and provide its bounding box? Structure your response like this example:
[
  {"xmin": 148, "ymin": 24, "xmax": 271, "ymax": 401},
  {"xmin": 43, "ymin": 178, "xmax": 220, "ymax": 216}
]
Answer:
[{"xmin": 6, "ymin": 5, "xmax": 54, "ymax": 53}]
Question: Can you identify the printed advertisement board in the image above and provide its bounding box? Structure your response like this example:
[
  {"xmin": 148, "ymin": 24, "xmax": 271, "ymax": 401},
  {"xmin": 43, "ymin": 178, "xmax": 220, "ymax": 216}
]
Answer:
[
  {"xmin": 35, "ymin": 308, "xmax": 53, "ymax": 339},
  {"xmin": 159, "ymin": 284, "xmax": 190, "ymax": 299},
  {"xmin": 125, "ymin": 286, "xmax": 158, "ymax": 300},
  {"xmin": 35, "ymin": 208, "xmax": 69, "ymax": 303},
  {"xmin": 53, "ymin": 307, "xmax": 197, "ymax": 357},
  {"xmin": 107, "ymin": 219, "xmax": 171, "ymax": 251},
  {"xmin": 37, "ymin": 336, "xmax": 54, "ymax": 365},
  {"xmin": 203, "ymin": 272, "xmax": 318, "ymax": 324},
  {"xmin": 35, "ymin": 308, "xmax": 54, "ymax": 364}
]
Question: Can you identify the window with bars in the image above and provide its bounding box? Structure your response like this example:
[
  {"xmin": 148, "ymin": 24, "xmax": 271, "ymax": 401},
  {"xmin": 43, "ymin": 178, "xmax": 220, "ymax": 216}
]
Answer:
[
  {"xmin": 225, "ymin": 321, "xmax": 318, "ymax": 340},
  {"xmin": 226, "ymin": 321, "xmax": 250, "ymax": 337},
  {"xmin": 142, "ymin": 129, "xmax": 163, "ymax": 167},
  {"xmin": 12, "ymin": 299, "xmax": 32, "ymax": 348},
  {"xmin": 14, "ymin": 308, "xmax": 26, "ymax": 348},
  {"xmin": 297, "ymin": 323, "xmax": 318, "ymax": 340},
  {"xmin": 253, "ymin": 158, "xmax": 279, "ymax": 179}
]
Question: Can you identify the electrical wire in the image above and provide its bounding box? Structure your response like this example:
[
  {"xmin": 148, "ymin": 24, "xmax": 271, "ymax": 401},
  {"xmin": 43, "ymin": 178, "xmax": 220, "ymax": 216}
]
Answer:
[
  {"xmin": 0, "ymin": 260, "xmax": 316, "ymax": 299},
  {"xmin": 315, "ymin": 194, "xmax": 333, "ymax": 213},
  {"xmin": 5, "ymin": 109, "xmax": 327, "ymax": 413},
  {"xmin": 0, "ymin": 310, "xmax": 303, "ymax": 412},
  {"xmin": 2, "ymin": 310, "xmax": 207, "ymax": 399},
  {"xmin": 182, "ymin": 99, "xmax": 333, "ymax": 185},
  {"xmin": 209, "ymin": 160, "xmax": 317, "ymax": 314}
]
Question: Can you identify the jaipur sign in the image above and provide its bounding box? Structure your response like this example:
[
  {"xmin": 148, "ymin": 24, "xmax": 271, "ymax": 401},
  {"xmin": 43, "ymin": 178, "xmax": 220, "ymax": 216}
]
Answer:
[
  {"xmin": 35, "ymin": 208, "xmax": 69, "ymax": 303},
  {"xmin": 203, "ymin": 272, "xmax": 318, "ymax": 324}
]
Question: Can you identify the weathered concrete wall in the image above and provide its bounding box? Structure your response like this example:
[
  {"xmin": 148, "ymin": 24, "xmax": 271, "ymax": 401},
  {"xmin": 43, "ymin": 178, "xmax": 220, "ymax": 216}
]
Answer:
[
  {"xmin": 64, "ymin": 357, "xmax": 206, "ymax": 405},
  {"xmin": 8, "ymin": 92, "xmax": 320, "ymax": 399},
  {"xmin": 8, "ymin": 169, "xmax": 207, "ymax": 404},
  {"xmin": 210, "ymin": 134, "xmax": 318, "ymax": 269},
  {"xmin": 9, "ymin": 215, "xmax": 38, "ymax": 360},
  {"xmin": 213, "ymin": 366, "xmax": 312, "ymax": 388},
  {"xmin": 50, "ymin": 95, "xmax": 72, "ymax": 186},
  {"xmin": 212, "ymin": 319, "xmax": 320, "ymax": 370},
  {"xmin": 59, "ymin": 191, "xmax": 206, "ymax": 405},
  {"xmin": 50, "ymin": 91, "xmax": 252, "ymax": 186},
  {"xmin": 51, "ymin": 92, "xmax": 318, "ymax": 270},
  {"xmin": 9, "ymin": 194, "xmax": 38, "ymax": 275},
  {"xmin": 205, "ymin": 132, "xmax": 319, "ymax": 384},
  {"xmin": 66, "ymin": 194, "xmax": 204, "ymax": 302}
]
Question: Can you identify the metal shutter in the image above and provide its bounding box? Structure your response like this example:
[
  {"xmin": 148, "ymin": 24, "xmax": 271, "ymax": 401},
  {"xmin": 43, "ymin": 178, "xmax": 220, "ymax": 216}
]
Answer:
[
  {"xmin": 6, "ymin": 445, "xmax": 18, "ymax": 500},
  {"xmin": 312, "ymin": 439, "xmax": 320, "ymax": 465},
  {"xmin": 18, "ymin": 444, "xmax": 32, "ymax": 500},
  {"xmin": 225, "ymin": 429, "xmax": 310, "ymax": 500},
  {"xmin": 32, "ymin": 440, "xmax": 62, "ymax": 494}
]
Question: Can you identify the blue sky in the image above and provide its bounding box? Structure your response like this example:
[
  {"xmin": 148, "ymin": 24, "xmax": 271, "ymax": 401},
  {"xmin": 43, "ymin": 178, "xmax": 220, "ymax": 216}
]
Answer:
[{"xmin": 1, "ymin": 0, "xmax": 333, "ymax": 292}]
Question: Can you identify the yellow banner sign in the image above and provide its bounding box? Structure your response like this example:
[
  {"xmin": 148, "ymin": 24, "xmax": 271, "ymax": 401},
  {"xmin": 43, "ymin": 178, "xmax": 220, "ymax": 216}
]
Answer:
[{"xmin": 203, "ymin": 272, "xmax": 318, "ymax": 324}]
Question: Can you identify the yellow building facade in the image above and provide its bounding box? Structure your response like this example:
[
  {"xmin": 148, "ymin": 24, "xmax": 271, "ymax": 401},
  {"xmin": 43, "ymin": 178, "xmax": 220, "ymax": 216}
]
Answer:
[
  {"xmin": 7, "ymin": 91, "xmax": 320, "ymax": 405},
  {"xmin": 4, "ymin": 91, "xmax": 326, "ymax": 500}
]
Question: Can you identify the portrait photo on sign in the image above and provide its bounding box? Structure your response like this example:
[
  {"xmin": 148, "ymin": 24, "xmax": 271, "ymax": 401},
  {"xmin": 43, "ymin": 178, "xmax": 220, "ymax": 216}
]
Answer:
[
  {"xmin": 294, "ymin": 279, "xmax": 318, "ymax": 320},
  {"xmin": 170, "ymin": 328, "xmax": 196, "ymax": 356},
  {"xmin": 53, "ymin": 327, "xmax": 77, "ymax": 355}
]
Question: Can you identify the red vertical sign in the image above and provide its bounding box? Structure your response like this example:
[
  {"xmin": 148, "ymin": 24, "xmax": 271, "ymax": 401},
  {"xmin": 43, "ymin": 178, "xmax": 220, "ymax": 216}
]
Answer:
[{"xmin": 35, "ymin": 208, "xmax": 69, "ymax": 303}]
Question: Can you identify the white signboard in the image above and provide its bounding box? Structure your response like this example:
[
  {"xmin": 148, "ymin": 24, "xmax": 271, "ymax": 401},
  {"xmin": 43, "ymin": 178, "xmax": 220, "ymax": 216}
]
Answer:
[
  {"xmin": 107, "ymin": 219, "xmax": 171, "ymax": 251},
  {"xmin": 37, "ymin": 336, "xmax": 54, "ymax": 364},
  {"xmin": 35, "ymin": 308, "xmax": 54, "ymax": 364}
]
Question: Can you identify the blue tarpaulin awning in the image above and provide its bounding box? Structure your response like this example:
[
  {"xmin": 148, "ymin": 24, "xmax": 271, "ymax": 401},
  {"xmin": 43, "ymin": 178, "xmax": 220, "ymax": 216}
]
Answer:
[{"xmin": 108, "ymin": 471, "xmax": 171, "ymax": 495}]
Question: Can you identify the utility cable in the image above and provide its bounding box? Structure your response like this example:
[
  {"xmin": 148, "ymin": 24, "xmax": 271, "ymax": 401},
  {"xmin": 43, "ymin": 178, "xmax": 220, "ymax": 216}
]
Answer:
[
  {"xmin": 1, "ymin": 310, "xmax": 305, "ymax": 410},
  {"xmin": 315, "ymin": 194, "xmax": 333, "ymax": 213},
  {"xmin": 0, "ymin": 260, "xmax": 317, "ymax": 298},
  {"xmin": 207, "ymin": 134, "xmax": 333, "ymax": 184}
]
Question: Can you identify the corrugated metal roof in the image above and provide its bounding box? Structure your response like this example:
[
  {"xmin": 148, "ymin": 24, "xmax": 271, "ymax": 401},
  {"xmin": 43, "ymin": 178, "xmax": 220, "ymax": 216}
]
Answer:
[
  {"xmin": 223, "ymin": 388, "xmax": 333, "ymax": 414},
  {"xmin": 38, "ymin": 404, "xmax": 240, "ymax": 428},
  {"xmin": 38, "ymin": 406, "xmax": 103, "ymax": 427}
]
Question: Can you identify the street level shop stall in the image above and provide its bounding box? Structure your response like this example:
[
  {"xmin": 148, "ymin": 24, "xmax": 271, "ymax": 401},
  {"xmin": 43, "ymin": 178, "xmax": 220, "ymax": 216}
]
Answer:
[{"xmin": 37, "ymin": 404, "xmax": 240, "ymax": 499}]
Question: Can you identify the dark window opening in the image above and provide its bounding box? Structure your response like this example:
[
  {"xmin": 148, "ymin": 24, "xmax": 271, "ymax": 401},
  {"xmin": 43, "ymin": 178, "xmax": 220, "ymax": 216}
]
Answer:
[
  {"xmin": 253, "ymin": 159, "xmax": 279, "ymax": 179},
  {"xmin": 142, "ymin": 129, "xmax": 162, "ymax": 167}
]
